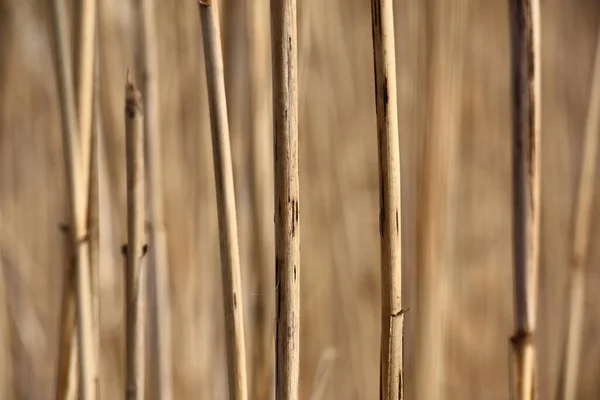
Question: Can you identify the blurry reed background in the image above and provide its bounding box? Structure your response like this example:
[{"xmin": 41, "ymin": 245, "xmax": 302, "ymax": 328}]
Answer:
[{"xmin": 1, "ymin": 0, "xmax": 600, "ymax": 399}]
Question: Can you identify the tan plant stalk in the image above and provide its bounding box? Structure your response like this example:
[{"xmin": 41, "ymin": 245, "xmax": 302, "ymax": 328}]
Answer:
[
  {"xmin": 125, "ymin": 75, "xmax": 147, "ymax": 400},
  {"xmin": 198, "ymin": 2, "xmax": 249, "ymax": 399},
  {"xmin": 49, "ymin": 0, "xmax": 97, "ymax": 399},
  {"xmin": 413, "ymin": 2, "xmax": 468, "ymax": 400},
  {"xmin": 138, "ymin": 0, "xmax": 174, "ymax": 398},
  {"xmin": 270, "ymin": 0, "xmax": 300, "ymax": 398},
  {"xmin": 247, "ymin": 0, "xmax": 274, "ymax": 399},
  {"xmin": 73, "ymin": 0, "xmax": 97, "ymax": 199},
  {"xmin": 57, "ymin": 0, "xmax": 99, "ymax": 395},
  {"xmin": 508, "ymin": 0, "xmax": 542, "ymax": 399},
  {"xmin": 557, "ymin": 24, "xmax": 600, "ymax": 400},
  {"xmin": 369, "ymin": 1, "xmax": 404, "ymax": 399},
  {"xmin": 55, "ymin": 226, "xmax": 78, "ymax": 400},
  {"xmin": 88, "ymin": 25, "xmax": 102, "ymax": 398}
]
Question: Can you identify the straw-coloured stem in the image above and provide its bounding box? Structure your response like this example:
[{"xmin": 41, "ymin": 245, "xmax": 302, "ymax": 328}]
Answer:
[
  {"xmin": 369, "ymin": 0, "xmax": 403, "ymax": 399},
  {"xmin": 50, "ymin": 0, "xmax": 97, "ymax": 398},
  {"xmin": 557, "ymin": 24, "xmax": 600, "ymax": 400},
  {"xmin": 74, "ymin": 0, "xmax": 97, "ymax": 202},
  {"xmin": 508, "ymin": 0, "xmax": 541, "ymax": 398},
  {"xmin": 413, "ymin": 2, "xmax": 467, "ymax": 400},
  {"xmin": 124, "ymin": 76, "xmax": 147, "ymax": 400},
  {"xmin": 247, "ymin": 0, "xmax": 274, "ymax": 399},
  {"xmin": 139, "ymin": 0, "xmax": 174, "ymax": 398},
  {"xmin": 198, "ymin": 2, "xmax": 249, "ymax": 399},
  {"xmin": 270, "ymin": 0, "xmax": 300, "ymax": 398},
  {"xmin": 86, "ymin": 17, "xmax": 102, "ymax": 398},
  {"xmin": 55, "ymin": 226, "xmax": 78, "ymax": 400}
]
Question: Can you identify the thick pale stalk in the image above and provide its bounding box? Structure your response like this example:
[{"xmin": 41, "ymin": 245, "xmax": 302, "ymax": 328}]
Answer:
[
  {"xmin": 125, "ymin": 77, "xmax": 147, "ymax": 400},
  {"xmin": 270, "ymin": 0, "xmax": 300, "ymax": 398},
  {"xmin": 558, "ymin": 25, "xmax": 600, "ymax": 400},
  {"xmin": 198, "ymin": 2, "xmax": 249, "ymax": 399},
  {"xmin": 369, "ymin": 1, "xmax": 403, "ymax": 399},
  {"xmin": 49, "ymin": 1, "xmax": 97, "ymax": 399},
  {"xmin": 508, "ymin": 0, "xmax": 542, "ymax": 399},
  {"xmin": 247, "ymin": 1, "xmax": 274, "ymax": 399},
  {"xmin": 414, "ymin": 2, "xmax": 467, "ymax": 400},
  {"xmin": 139, "ymin": 0, "xmax": 174, "ymax": 398}
]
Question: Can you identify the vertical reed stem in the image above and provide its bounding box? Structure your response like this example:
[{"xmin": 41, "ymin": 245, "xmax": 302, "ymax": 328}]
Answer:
[
  {"xmin": 49, "ymin": 0, "xmax": 97, "ymax": 398},
  {"xmin": 270, "ymin": 0, "xmax": 300, "ymax": 398},
  {"xmin": 370, "ymin": 1, "xmax": 403, "ymax": 399},
  {"xmin": 125, "ymin": 75, "xmax": 147, "ymax": 400},
  {"xmin": 139, "ymin": 0, "xmax": 174, "ymax": 398},
  {"xmin": 558, "ymin": 24, "xmax": 600, "ymax": 400},
  {"xmin": 508, "ymin": 0, "xmax": 542, "ymax": 399},
  {"xmin": 247, "ymin": 0, "xmax": 274, "ymax": 399},
  {"xmin": 414, "ymin": 2, "xmax": 468, "ymax": 400},
  {"xmin": 198, "ymin": 2, "xmax": 249, "ymax": 399}
]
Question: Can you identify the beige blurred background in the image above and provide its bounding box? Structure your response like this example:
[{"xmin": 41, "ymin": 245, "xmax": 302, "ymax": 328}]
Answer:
[{"xmin": 1, "ymin": 0, "xmax": 600, "ymax": 399}]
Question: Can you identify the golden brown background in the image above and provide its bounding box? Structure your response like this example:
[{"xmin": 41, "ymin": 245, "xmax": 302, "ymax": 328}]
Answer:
[{"xmin": 1, "ymin": 0, "xmax": 600, "ymax": 398}]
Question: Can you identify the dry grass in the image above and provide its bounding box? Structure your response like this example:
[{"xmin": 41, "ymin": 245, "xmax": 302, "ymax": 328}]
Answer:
[
  {"xmin": 508, "ymin": 0, "xmax": 542, "ymax": 398},
  {"xmin": 199, "ymin": 1, "xmax": 249, "ymax": 399},
  {"xmin": 557, "ymin": 22, "xmax": 600, "ymax": 400},
  {"xmin": 49, "ymin": 0, "xmax": 97, "ymax": 397},
  {"xmin": 2, "ymin": 0, "xmax": 600, "ymax": 399},
  {"xmin": 124, "ymin": 75, "xmax": 146, "ymax": 400},
  {"xmin": 369, "ymin": 0, "xmax": 404, "ymax": 398},
  {"xmin": 271, "ymin": 0, "xmax": 301, "ymax": 398}
]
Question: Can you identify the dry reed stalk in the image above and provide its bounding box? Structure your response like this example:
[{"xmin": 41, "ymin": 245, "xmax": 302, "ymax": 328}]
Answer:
[
  {"xmin": 73, "ymin": 0, "xmax": 97, "ymax": 198},
  {"xmin": 125, "ymin": 75, "xmax": 147, "ymax": 400},
  {"xmin": 369, "ymin": 1, "xmax": 404, "ymax": 399},
  {"xmin": 58, "ymin": 0, "xmax": 99, "ymax": 395},
  {"xmin": 270, "ymin": 0, "xmax": 300, "ymax": 398},
  {"xmin": 198, "ymin": 2, "xmax": 249, "ymax": 399},
  {"xmin": 508, "ymin": 0, "xmax": 542, "ymax": 399},
  {"xmin": 138, "ymin": 0, "xmax": 174, "ymax": 398},
  {"xmin": 413, "ymin": 2, "xmax": 468, "ymax": 400},
  {"xmin": 50, "ymin": 0, "xmax": 97, "ymax": 398},
  {"xmin": 247, "ymin": 0, "xmax": 274, "ymax": 399},
  {"xmin": 55, "ymin": 225, "xmax": 78, "ymax": 400},
  {"xmin": 88, "ymin": 26, "xmax": 102, "ymax": 398},
  {"xmin": 557, "ymin": 24, "xmax": 600, "ymax": 400}
]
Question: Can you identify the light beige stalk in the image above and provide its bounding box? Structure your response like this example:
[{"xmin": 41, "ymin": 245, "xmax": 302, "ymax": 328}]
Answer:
[
  {"xmin": 558, "ymin": 24, "xmax": 600, "ymax": 400},
  {"xmin": 198, "ymin": 2, "xmax": 249, "ymax": 399},
  {"xmin": 125, "ymin": 76, "xmax": 147, "ymax": 400},
  {"xmin": 49, "ymin": 0, "xmax": 97, "ymax": 398},
  {"xmin": 74, "ymin": 0, "xmax": 97, "ymax": 199},
  {"xmin": 414, "ymin": 2, "xmax": 468, "ymax": 400},
  {"xmin": 139, "ymin": 0, "xmax": 174, "ymax": 398},
  {"xmin": 88, "ymin": 26, "xmax": 102, "ymax": 398},
  {"xmin": 247, "ymin": 0, "xmax": 274, "ymax": 399},
  {"xmin": 369, "ymin": 1, "xmax": 403, "ymax": 399},
  {"xmin": 270, "ymin": 0, "xmax": 300, "ymax": 398},
  {"xmin": 508, "ymin": 0, "xmax": 542, "ymax": 399}
]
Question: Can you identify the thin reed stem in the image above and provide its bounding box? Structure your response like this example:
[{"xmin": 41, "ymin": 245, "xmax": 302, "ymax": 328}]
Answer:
[
  {"xmin": 74, "ymin": 0, "xmax": 97, "ymax": 201},
  {"xmin": 125, "ymin": 75, "xmax": 147, "ymax": 400},
  {"xmin": 247, "ymin": 0, "xmax": 274, "ymax": 399},
  {"xmin": 88, "ymin": 24, "xmax": 102, "ymax": 398},
  {"xmin": 369, "ymin": 1, "xmax": 403, "ymax": 399},
  {"xmin": 508, "ymin": 0, "xmax": 542, "ymax": 399},
  {"xmin": 49, "ymin": 0, "xmax": 97, "ymax": 398},
  {"xmin": 413, "ymin": 2, "xmax": 468, "ymax": 400},
  {"xmin": 198, "ymin": 2, "xmax": 249, "ymax": 399},
  {"xmin": 139, "ymin": 0, "xmax": 174, "ymax": 398},
  {"xmin": 270, "ymin": 0, "xmax": 300, "ymax": 398},
  {"xmin": 55, "ymin": 226, "xmax": 78, "ymax": 400},
  {"xmin": 557, "ymin": 24, "xmax": 600, "ymax": 400}
]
